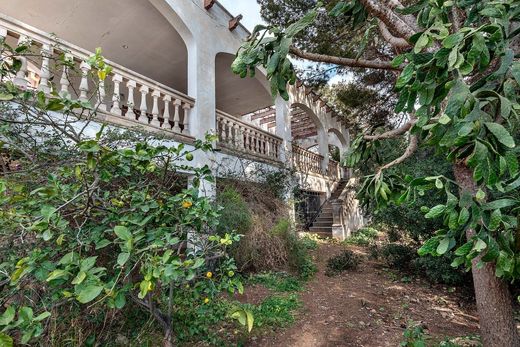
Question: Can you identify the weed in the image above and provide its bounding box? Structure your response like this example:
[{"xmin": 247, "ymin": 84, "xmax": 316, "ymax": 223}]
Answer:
[
  {"xmin": 343, "ymin": 227, "xmax": 379, "ymax": 246},
  {"xmin": 325, "ymin": 250, "xmax": 361, "ymax": 276},
  {"xmin": 247, "ymin": 294, "xmax": 301, "ymax": 328},
  {"xmin": 249, "ymin": 272, "xmax": 303, "ymax": 292}
]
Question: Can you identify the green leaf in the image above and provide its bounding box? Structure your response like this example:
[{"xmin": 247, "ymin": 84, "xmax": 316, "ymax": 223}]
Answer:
[
  {"xmin": 418, "ymin": 237, "xmax": 440, "ymax": 256},
  {"xmin": 71, "ymin": 271, "xmax": 87, "ymax": 285},
  {"xmin": 117, "ymin": 252, "xmax": 130, "ymax": 267},
  {"xmin": 245, "ymin": 309, "xmax": 254, "ymax": 333},
  {"xmin": 114, "ymin": 226, "xmax": 132, "ymax": 241},
  {"xmin": 414, "ymin": 33, "xmax": 429, "ymax": 53},
  {"xmin": 458, "ymin": 208, "xmax": 470, "ymax": 225},
  {"xmin": 442, "ymin": 32, "xmax": 464, "ymax": 49},
  {"xmin": 77, "ymin": 285, "xmax": 104, "ymax": 304},
  {"xmin": 455, "ymin": 241, "xmax": 473, "ymax": 256},
  {"xmin": 488, "ymin": 209, "xmax": 502, "ymax": 231},
  {"xmin": 437, "ymin": 237, "xmax": 451, "ymax": 255},
  {"xmin": 0, "ymin": 333, "xmax": 13, "ymax": 347},
  {"xmin": 0, "ymin": 306, "xmax": 15, "ymax": 325},
  {"xmin": 425, "ymin": 205, "xmax": 446, "ymax": 218},
  {"xmin": 391, "ymin": 54, "xmax": 405, "ymax": 68},
  {"xmin": 396, "ymin": 63, "xmax": 415, "ymax": 88},
  {"xmin": 474, "ymin": 239, "xmax": 487, "ymax": 252},
  {"xmin": 484, "ymin": 123, "xmax": 515, "ymax": 148},
  {"xmin": 33, "ymin": 311, "xmax": 51, "ymax": 322},
  {"xmin": 285, "ymin": 9, "xmax": 317, "ymax": 37},
  {"xmin": 46, "ymin": 269, "xmax": 69, "ymax": 282},
  {"xmin": 482, "ymin": 199, "xmax": 518, "ymax": 210}
]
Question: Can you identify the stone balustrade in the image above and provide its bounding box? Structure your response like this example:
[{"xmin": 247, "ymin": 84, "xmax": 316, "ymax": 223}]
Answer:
[
  {"xmin": 217, "ymin": 110, "xmax": 282, "ymax": 161},
  {"xmin": 0, "ymin": 15, "xmax": 194, "ymax": 137},
  {"xmin": 292, "ymin": 145, "xmax": 324, "ymax": 176}
]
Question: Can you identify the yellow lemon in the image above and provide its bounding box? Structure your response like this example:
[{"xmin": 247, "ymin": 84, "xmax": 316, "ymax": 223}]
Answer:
[
  {"xmin": 204, "ymin": 297, "xmax": 210, "ymax": 304},
  {"xmin": 206, "ymin": 271, "xmax": 213, "ymax": 279},
  {"xmin": 182, "ymin": 200, "xmax": 193, "ymax": 209}
]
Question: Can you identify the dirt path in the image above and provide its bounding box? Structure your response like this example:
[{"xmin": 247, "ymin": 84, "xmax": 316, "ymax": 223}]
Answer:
[{"xmin": 250, "ymin": 243, "xmax": 479, "ymax": 347}]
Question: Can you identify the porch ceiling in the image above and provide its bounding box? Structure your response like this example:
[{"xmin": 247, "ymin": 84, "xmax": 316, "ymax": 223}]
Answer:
[
  {"xmin": 0, "ymin": 0, "xmax": 188, "ymax": 93},
  {"xmin": 216, "ymin": 53, "xmax": 273, "ymax": 116}
]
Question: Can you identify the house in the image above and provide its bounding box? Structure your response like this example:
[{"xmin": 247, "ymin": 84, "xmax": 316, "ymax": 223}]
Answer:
[{"xmin": 0, "ymin": 0, "xmax": 363, "ymax": 239}]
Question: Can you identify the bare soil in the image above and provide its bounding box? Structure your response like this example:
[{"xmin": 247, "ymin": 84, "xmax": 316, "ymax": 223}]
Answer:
[{"xmin": 246, "ymin": 243, "xmax": 480, "ymax": 347}]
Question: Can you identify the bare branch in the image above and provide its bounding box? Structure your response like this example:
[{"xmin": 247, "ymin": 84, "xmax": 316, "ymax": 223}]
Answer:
[
  {"xmin": 377, "ymin": 20, "xmax": 411, "ymax": 49},
  {"xmin": 289, "ymin": 47, "xmax": 400, "ymax": 71},
  {"xmin": 375, "ymin": 134, "xmax": 418, "ymax": 179},
  {"xmin": 359, "ymin": 0, "xmax": 417, "ymax": 40},
  {"xmin": 363, "ymin": 119, "xmax": 416, "ymax": 141}
]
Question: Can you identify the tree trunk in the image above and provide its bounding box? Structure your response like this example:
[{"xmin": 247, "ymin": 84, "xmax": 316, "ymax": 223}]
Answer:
[{"xmin": 453, "ymin": 163, "xmax": 519, "ymax": 347}]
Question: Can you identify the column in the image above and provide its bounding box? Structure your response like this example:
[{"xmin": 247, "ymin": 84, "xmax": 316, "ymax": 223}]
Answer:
[{"xmin": 275, "ymin": 96, "xmax": 292, "ymax": 163}]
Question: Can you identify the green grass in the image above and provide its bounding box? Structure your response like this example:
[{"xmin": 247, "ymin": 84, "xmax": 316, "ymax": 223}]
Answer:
[
  {"xmin": 244, "ymin": 294, "xmax": 301, "ymax": 329},
  {"xmin": 248, "ymin": 272, "xmax": 304, "ymax": 292}
]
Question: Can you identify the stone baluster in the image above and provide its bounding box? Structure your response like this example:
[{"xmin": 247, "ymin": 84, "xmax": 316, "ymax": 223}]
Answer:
[
  {"xmin": 237, "ymin": 125, "xmax": 244, "ymax": 149},
  {"xmin": 110, "ymin": 74, "xmax": 123, "ymax": 116},
  {"xmin": 222, "ymin": 119, "xmax": 229, "ymax": 143},
  {"xmin": 233, "ymin": 122, "xmax": 240, "ymax": 148},
  {"xmin": 172, "ymin": 99, "xmax": 182, "ymax": 133},
  {"xmin": 59, "ymin": 53, "xmax": 73, "ymax": 97},
  {"xmin": 126, "ymin": 80, "xmax": 136, "ymax": 118},
  {"xmin": 97, "ymin": 79, "xmax": 107, "ymax": 112},
  {"xmin": 162, "ymin": 95, "xmax": 172, "ymax": 129},
  {"xmin": 246, "ymin": 129, "xmax": 252, "ymax": 151},
  {"xmin": 38, "ymin": 44, "xmax": 52, "ymax": 94},
  {"xmin": 259, "ymin": 135, "xmax": 265, "ymax": 155},
  {"xmin": 266, "ymin": 137, "xmax": 272, "ymax": 157},
  {"xmin": 151, "ymin": 90, "xmax": 161, "ymax": 127},
  {"xmin": 13, "ymin": 35, "xmax": 29, "ymax": 87},
  {"xmin": 182, "ymin": 103, "xmax": 191, "ymax": 135},
  {"xmin": 138, "ymin": 85, "xmax": 149, "ymax": 123},
  {"xmin": 78, "ymin": 62, "xmax": 91, "ymax": 102}
]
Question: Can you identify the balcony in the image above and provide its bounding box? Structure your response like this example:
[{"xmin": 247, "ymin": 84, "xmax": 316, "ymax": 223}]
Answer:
[
  {"xmin": 0, "ymin": 15, "xmax": 195, "ymax": 143},
  {"xmin": 0, "ymin": 14, "xmax": 342, "ymax": 183}
]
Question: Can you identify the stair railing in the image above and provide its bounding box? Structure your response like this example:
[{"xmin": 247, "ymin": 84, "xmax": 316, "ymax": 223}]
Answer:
[{"xmin": 304, "ymin": 196, "xmax": 331, "ymax": 230}]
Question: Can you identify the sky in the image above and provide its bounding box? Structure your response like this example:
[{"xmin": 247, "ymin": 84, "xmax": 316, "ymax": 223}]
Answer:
[
  {"xmin": 218, "ymin": 0, "xmax": 349, "ymax": 85},
  {"xmin": 218, "ymin": 0, "xmax": 264, "ymax": 31}
]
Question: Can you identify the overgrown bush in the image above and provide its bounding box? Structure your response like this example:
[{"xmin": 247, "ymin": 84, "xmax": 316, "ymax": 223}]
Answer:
[
  {"xmin": 413, "ymin": 253, "xmax": 469, "ymax": 286},
  {"xmin": 379, "ymin": 244, "xmax": 417, "ymax": 271},
  {"xmin": 344, "ymin": 227, "xmax": 379, "ymax": 246},
  {"xmin": 216, "ymin": 186, "xmax": 252, "ymax": 236},
  {"xmin": 325, "ymin": 250, "xmax": 361, "ymax": 276}
]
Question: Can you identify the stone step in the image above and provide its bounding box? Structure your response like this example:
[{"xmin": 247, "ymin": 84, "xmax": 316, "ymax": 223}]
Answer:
[
  {"xmin": 315, "ymin": 217, "xmax": 333, "ymax": 223},
  {"xmin": 309, "ymin": 226, "xmax": 333, "ymax": 233},
  {"xmin": 312, "ymin": 221, "xmax": 332, "ymax": 227}
]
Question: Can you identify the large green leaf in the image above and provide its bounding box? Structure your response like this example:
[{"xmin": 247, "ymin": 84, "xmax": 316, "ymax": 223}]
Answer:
[
  {"xmin": 114, "ymin": 226, "xmax": 132, "ymax": 241},
  {"xmin": 77, "ymin": 285, "xmax": 104, "ymax": 304},
  {"xmin": 484, "ymin": 123, "xmax": 515, "ymax": 148}
]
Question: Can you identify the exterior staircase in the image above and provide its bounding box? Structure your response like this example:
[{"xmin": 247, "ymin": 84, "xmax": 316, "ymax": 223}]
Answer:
[{"xmin": 308, "ymin": 179, "xmax": 349, "ymax": 237}]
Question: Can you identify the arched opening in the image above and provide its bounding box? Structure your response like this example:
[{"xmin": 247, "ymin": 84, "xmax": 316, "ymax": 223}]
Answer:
[{"xmin": 328, "ymin": 128, "xmax": 348, "ymax": 158}]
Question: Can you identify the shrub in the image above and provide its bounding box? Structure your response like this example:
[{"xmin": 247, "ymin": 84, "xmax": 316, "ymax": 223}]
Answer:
[
  {"xmin": 344, "ymin": 227, "xmax": 379, "ymax": 246},
  {"xmin": 380, "ymin": 244, "xmax": 417, "ymax": 271},
  {"xmin": 263, "ymin": 170, "xmax": 293, "ymax": 199},
  {"xmin": 325, "ymin": 250, "xmax": 361, "ymax": 276},
  {"xmin": 413, "ymin": 253, "xmax": 469, "ymax": 286},
  {"xmin": 232, "ymin": 216, "xmax": 289, "ymax": 272},
  {"xmin": 217, "ymin": 186, "xmax": 252, "ymax": 236},
  {"xmin": 247, "ymin": 294, "xmax": 301, "ymax": 328}
]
